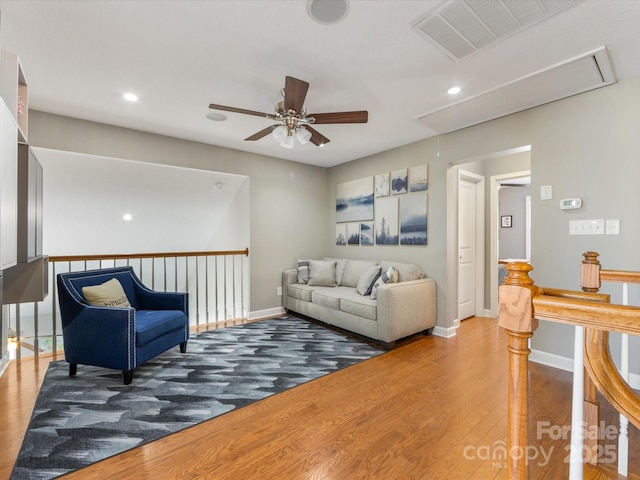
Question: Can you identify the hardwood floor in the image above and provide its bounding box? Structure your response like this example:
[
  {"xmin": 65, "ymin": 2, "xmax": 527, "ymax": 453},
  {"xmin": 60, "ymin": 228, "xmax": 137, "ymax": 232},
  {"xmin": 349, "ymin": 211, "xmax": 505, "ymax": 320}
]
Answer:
[{"xmin": 0, "ymin": 316, "xmax": 637, "ymax": 479}]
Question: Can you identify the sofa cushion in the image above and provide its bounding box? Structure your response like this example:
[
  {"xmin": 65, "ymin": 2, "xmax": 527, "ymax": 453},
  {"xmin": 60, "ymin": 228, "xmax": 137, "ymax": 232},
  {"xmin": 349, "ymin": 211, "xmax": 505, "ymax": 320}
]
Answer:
[
  {"xmin": 322, "ymin": 257, "xmax": 348, "ymax": 285},
  {"xmin": 380, "ymin": 261, "xmax": 422, "ymax": 282},
  {"xmin": 136, "ymin": 310, "xmax": 186, "ymax": 347},
  {"xmin": 307, "ymin": 260, "xmax": 337, "ymax": 287},
  {"xmin": 297, "ymin": 259, "xmax": 310, "ymax": 284},
  {"xmin": 341, "ymin": 260, "xmax": 379, "ymax": 287},
  {"xmin": 287, "ymin": 283, "xmax": 315, "ymax": 302},
  {"xmin": 340, "ymin": 290, "xmax": 377, "ymax": 321},
  {"xmin": 312, "ymin": 287, "xmax": 352, "ymax": 310},
  {"xmin": 82, "ymin": 278, "xmax": 132, "ymax": 308},
  {"xmin": 356, "ymin": 265, "xmax": 381, "ymax": 296},
  {"xmin": 370, "ymin": 265, "xmax": 399, "ymax": 300}
]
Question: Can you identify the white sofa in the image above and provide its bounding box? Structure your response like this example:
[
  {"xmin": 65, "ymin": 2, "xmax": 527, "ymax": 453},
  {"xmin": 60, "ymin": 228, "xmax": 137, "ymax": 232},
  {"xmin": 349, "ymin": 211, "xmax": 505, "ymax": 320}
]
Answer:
[{"xmin": 282, "ymin": 258, "xmax": 436, "ymax": 347}]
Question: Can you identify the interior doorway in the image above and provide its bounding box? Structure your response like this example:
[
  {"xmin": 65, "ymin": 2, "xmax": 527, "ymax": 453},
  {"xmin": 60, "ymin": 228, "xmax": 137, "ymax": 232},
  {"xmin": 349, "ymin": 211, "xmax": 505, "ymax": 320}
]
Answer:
[
  {"xmin": 457, "ymin": 170, "xmax": 485, "ymax": 324},
  {"xmin": 488, "ymin": 170, "xmax": 531, "ymax": 317}
]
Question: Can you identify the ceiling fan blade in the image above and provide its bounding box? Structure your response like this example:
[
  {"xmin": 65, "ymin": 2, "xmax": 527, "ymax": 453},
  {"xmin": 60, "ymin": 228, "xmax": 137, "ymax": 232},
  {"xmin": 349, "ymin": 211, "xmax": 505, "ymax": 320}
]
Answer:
[
  {"xmin": 245, "ymin": 125, "xmax": 279, "ymax": 141},
  {"xmin": 283, "ymin": 76, "xmax": 309, "ymax": 113},
  {"xmin": 304, "ymin": 125, "xmax": 331, "ymax": 147},
  {"xmin": 307, "ymin": 111, "xmax": 368, "ymax": 124},
  {"xmin": 209, "ymin": 104, "xmax": 270, "ymax": 118}
]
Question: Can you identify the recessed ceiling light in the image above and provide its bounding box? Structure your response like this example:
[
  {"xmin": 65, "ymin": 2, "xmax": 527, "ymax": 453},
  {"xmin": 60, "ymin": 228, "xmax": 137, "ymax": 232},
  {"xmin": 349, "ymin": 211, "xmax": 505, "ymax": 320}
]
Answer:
[
  {"xmin": 307, "ymin": 0, "xmax": 349, "ymax": 25},
  {"xmin": 123, "ymin": 93, "xmax": 139, "ymax": 102},
  {"xmin": 207, "ymin": 112, "xmax": 227, "ymax": 122},
  {"xmin": 122, "ymin": 213, "xmax": 133, "ymax": 221},
  {"xmin": 447, "ymin": 86, "xmax": 461, "ymax": 95}
]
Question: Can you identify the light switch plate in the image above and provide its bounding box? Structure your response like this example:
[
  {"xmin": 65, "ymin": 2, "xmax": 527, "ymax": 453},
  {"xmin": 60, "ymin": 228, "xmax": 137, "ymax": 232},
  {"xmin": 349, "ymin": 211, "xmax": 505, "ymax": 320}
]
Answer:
[
  {"xmin": 605, "ymin": 219, "xmax": 620, "ymax": 235},
  {"xmin": 540, "ymin": 185, "xmax": 552, "ymax": 200},
  {"xmin": 569, "ymin": 219, "xmax": 605, "ymax": 235}
]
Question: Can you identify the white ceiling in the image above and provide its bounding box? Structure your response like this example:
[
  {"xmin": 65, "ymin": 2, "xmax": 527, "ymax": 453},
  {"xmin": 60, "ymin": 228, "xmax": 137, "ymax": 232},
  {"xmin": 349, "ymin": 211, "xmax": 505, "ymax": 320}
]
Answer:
[{"xmin": 1, "ymin": 0, "xmax": 640, "ymax": 168}]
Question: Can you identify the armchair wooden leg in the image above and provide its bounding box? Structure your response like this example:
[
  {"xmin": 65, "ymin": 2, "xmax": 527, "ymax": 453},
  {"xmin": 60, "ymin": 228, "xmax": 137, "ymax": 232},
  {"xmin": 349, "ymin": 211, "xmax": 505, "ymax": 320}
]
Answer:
[
  {"xmin": 123, "ymin": 370, "xmax": 134, "ymax": 385},
  {"xmin": 180, "ymin": 341, "xmax": 188, "ymax": 353},
  {"xmin": 69, "ymin": 363, "xmax": 77, "ymax": 377}
]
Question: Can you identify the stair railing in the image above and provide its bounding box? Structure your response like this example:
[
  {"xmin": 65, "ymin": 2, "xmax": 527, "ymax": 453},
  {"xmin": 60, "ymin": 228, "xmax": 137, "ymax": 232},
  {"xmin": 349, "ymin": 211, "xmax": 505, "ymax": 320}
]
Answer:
[
  {"xmin": 498, "ymin": 259, "xmax": 640, "ymax": 479},
  {"xmin": 5, "ymin": 248, "xmax": 249, "ymax": 362},
  {"xmin": 580, "ymin": 251, "xmax": 640, "ymax": 477}
]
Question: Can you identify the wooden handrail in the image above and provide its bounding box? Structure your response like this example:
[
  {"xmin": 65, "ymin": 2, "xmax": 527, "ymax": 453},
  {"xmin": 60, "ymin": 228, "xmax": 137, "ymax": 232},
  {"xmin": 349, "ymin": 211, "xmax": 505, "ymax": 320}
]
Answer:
[
  {"xmin": 584, "ymin": 328, "xmax": 640, "ymax": 430},
  {"xmin": 49, "ymin": 248, "xmax": 249, "ymax": 263},
  {"xmin": 499, "ymin": 259, "xmax": 640, "ymax": 479}
]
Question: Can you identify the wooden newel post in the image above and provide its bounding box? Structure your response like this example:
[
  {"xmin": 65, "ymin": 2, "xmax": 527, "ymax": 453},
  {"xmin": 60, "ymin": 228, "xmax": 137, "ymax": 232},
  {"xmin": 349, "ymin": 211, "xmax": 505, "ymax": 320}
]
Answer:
[
  {"xmin": 581, "ymin": 251, "xmax": 601, "ymax": 293},
  {"xmin": 498, "ymin": 262, "xmax": 540, "ymax": 480}
]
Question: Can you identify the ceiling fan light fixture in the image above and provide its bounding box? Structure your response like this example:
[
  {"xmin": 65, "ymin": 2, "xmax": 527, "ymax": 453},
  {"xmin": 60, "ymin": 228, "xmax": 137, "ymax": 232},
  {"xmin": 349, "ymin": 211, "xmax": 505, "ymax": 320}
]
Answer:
[
  {"xmin": 272, "ymin": 125, "xmax": 288, "ymax": 143},
  {"xmin": 296, "ymin": 127, "xmax": 312, "ymax": 145},
  {"xmin": 281, "ymin": 135, "xmax": 295, "ymax": 149}
]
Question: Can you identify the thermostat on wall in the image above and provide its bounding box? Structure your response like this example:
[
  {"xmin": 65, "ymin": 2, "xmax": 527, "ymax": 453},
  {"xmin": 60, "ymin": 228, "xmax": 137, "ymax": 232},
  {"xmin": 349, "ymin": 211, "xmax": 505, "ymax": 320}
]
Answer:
[{"xmin": 559, "ymin": 198, "xmax": 582, "ymax": 210}]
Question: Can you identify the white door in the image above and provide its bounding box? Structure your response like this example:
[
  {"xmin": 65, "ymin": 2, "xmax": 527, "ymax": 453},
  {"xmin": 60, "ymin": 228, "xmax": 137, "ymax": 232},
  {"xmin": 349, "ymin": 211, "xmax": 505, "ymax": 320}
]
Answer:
[{"xmin": 458, "ymin": 177, "xmax": 477, "ymax": 320}]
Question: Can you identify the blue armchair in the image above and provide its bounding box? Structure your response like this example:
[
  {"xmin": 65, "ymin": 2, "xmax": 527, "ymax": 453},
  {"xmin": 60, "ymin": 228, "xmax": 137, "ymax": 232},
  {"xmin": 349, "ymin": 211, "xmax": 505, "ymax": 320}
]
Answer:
[{"xmin": 57, "ymin": 266, "xmax": 189, "ymax": 384}]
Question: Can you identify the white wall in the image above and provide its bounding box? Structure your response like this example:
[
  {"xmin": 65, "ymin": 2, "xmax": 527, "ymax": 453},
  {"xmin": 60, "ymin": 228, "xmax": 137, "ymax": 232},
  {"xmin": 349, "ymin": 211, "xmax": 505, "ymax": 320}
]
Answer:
[{"xmin": 36, "ymin": 148, "xmax": 249, "ymax": 255}]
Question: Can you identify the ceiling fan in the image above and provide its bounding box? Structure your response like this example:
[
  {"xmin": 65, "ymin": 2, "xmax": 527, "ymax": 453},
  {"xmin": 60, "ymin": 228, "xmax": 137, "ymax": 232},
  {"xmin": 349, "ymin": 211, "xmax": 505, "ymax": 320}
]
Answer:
[{"xmin": 209, "ymin": 76, "xmax": 368, "ymax": 148}]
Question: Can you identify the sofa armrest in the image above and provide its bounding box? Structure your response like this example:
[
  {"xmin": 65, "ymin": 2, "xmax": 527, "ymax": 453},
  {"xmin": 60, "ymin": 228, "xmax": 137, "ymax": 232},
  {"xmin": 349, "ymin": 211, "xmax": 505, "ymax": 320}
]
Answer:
[
  {"xmin": 376, "ymin": 278, "xmax": 436, "ymax": 343},
  {"xmin": 62, "ymin": 306, "xmax": 137, "ymax": 371},
  {"xmin": 136, "ymin": 289, "xmax": 189, "ymax": 314},
  {"xmin": 282, "ymin": 269, "xmax": 299, "ymax": 310}
]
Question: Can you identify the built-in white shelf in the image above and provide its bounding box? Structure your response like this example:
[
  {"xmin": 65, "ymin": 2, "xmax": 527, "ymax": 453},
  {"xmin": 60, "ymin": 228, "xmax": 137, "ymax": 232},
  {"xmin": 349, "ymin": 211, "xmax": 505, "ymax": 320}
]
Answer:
[{"xmin": 0, "ymin": 51, "xmax": 28, "ymax": 144}]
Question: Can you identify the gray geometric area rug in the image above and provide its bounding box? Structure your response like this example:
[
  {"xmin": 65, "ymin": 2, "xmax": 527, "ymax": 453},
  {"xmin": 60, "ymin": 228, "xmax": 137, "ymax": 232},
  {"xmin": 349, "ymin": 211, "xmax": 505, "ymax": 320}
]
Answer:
[{"xmin": 11, "ymin": 316, "xmax": 383, "ymax": 479}]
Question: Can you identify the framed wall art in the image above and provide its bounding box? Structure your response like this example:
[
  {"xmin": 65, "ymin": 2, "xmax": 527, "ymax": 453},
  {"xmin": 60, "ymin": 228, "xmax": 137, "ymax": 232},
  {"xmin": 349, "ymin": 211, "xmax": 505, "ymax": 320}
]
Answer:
[
  {"xmin": 336, "ymin": 177, "xmax": 374, "ymax": 223},
  {"xmin": 400, "ymin": 193, "xmax": 427, "ymax": 245}
]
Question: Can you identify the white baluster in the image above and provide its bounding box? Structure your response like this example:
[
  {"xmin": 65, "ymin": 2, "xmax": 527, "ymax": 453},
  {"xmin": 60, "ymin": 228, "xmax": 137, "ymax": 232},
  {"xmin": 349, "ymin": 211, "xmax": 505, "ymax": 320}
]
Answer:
[
  {"xmin": 569, "ymin": 325, "xmax": 584, "ymax": 479},
  {"xmin": 618, "ymin": 283, "xmax": 629, "ymax": 476}
]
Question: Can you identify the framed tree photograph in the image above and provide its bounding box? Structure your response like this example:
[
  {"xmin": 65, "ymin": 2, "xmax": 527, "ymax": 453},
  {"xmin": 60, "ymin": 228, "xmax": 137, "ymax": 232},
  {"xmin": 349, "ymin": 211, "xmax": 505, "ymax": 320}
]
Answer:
[
  {"xmin": 400, "ymin": 193, "xmax": 427, "ymax": 245},
  {"xmin": 347, "ymin": 223, "xmax": 360, "ymax": 245},
  {"xmin": 336, "ymin": 224, "xmax": 347, "ymax": 245},
  {"xmin": 375, "ymin": 197, "xmax": 398, "ymax": 245}
]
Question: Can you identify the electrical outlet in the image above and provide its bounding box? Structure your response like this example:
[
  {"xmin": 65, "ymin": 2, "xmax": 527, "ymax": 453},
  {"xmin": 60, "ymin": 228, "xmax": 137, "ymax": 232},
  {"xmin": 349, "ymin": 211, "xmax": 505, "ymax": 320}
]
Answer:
[{"xmin": 276, "ymin": 286, "xmax": 282, "ymax": 296}]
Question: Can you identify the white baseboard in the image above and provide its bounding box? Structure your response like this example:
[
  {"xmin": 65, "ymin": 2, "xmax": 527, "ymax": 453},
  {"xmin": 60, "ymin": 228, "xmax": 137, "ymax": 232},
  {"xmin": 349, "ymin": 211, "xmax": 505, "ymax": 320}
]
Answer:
[
  {"xmin": 247, "ymin": 307, "xmax": 285, "ymax": 321},
  {"xmin": 530, "ymin": 348, "xmax": 640, "ymax": 390},
  {"xmin": 0, "ymin": 352, "xmax": 10, "ymax": 379},
  {"xmin": 433, "ymin": 325, "xmax": 458, "ymax": 338}
]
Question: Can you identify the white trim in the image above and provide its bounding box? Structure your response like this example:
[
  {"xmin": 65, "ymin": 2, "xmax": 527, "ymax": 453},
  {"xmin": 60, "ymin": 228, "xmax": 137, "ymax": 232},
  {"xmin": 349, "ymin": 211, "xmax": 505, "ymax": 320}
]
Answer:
[
  {"xmin": 457, "ymin": 169, "xmax": 485, "ymax": 320},
  {"xmin": 0, "ymin": 352, "xmax": 10, "ymax": 378},
  {"xmin": 530, "ymin": 348, "xmax": 640, "ymax": 390},
  {"xmin": 248, "ymin": 307, "xmax": 285, "ymax": 320},
  {"xmin": 433, "ymin": 325, "xmax": 458, "ymax": 338}
]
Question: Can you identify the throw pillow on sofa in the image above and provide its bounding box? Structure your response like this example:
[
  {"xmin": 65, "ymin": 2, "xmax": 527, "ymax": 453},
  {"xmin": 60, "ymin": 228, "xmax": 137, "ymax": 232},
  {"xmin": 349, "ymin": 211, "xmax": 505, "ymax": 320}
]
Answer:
[
  {"xmin": 307, "ymin": 260, "xmax": 337, "ymax": 287},
  {"xmin": 370, "ymin": 265, "xmax": 399, "ymax": 300},
  {"xmin": 82, "ymin": 278, "xmax": 132, "ymax": 308},
  {"xmin": 297, "ymin": 259, "xmax": 310, "ymax": 284},
  {"xmin": 341, "ymin": 259, "xmax": 379, "ymax": 287},
  {"xmin": 356, "ymin": 265, "xmax": 382, "ymax": 296}
]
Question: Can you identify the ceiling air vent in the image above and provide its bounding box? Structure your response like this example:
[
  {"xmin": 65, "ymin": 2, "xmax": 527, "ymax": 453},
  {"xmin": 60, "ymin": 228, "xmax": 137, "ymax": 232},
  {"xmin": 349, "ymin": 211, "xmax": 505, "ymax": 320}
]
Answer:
[
  {"xmin": 414, "ymin": 47, "xmax": 615, "ymax": 134},
  {"xmin": 412, "ymin": 0, "xmax": 581, "ymax": 61}
]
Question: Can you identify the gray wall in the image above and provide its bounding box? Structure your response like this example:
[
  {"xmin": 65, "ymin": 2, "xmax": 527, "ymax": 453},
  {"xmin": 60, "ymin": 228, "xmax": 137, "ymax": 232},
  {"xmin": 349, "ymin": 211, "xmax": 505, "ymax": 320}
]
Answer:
[
  {"xmin": 28, "ymin": 111, "xmax": 328, "ymax": 314},
  {"xmin": 499, "ymin": 186, "xmax": 529, "ymax": 260}
]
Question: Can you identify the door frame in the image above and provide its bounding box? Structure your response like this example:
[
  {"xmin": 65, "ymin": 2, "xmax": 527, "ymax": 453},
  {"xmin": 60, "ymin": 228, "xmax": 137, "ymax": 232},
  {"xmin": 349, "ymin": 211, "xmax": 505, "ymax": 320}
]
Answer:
[{"xmin": 488, "ymin": 170, "xmax": 531, "ymax": 317}]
